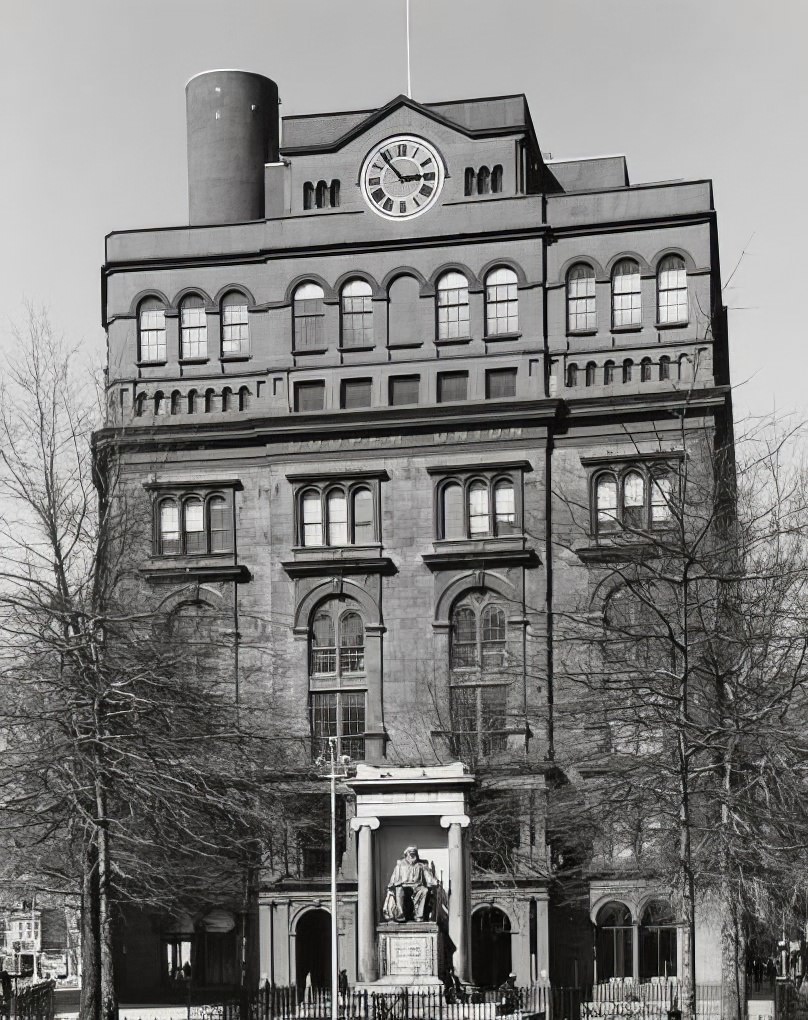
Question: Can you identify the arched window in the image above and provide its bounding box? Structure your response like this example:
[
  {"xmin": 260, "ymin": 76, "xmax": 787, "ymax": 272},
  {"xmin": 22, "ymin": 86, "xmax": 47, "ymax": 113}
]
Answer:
[
  {"xmin": 566, "ymin": 362, "xmax": 579, "ymax": 388},
  {"xmin": 329, "ymin": 180, "xmax": 340, "ymax": 207},
  {"xmin": 485, "ymin": 267, "xmax": 518, "ymax": 336},
  {"xmin": 187, "ymin": 389, "xmax": 197, "ymax": 414},
  {"xmin": 481, "ymin": 605, "xmax": 506, "ymax": 667},
  {"xmin": 468, "ymin": 481, "xmax": 490, "ymax": 536},
  {"xmin": 327, "ymin": 489, "xmax": 348, "ymax": 546},
  {"xmin": 567, "ymin": 263, "xmax": 596, "ymax": 332},
  {"xmin": 595, "ymin": 902, "xmax": 633, "ymax": 981},
  {"xmin": 309, "ymin": 601, "xmax": 367, "ymax": 761},
  {"xmin": 180, "ymin": 295, "xmax": 207, "ymax": 360},
  {"xmin": 183, "ymin": 497, "xmax": 205, "ymax": 554},
  {"xmin": 659, "ymin": 356, "xmax": 671, "ymax": 381},
  {"xmin": 623, "ymin": 358, "xmax": 633, "ymax": 383},
  {"xmin": 315, "ymin": 181, "xmax": 328, "ymax": 209},
  {"xmin": 352, "ymin": 488, "xmax": 374, "ymax": 544},
  {"xmin": 603, "ymin": 585, "xmax": 663, "ymax": 668},
  {"xmin": 221, "ymin": 292, "xmax": 249, "ymax": 356},
  {"xmin": 238, "ymin": 386, "xmax": 250, "ymax": 411},
  {"xmin": 159, "ymin": 499, "xmax": 180, "ymax": 555},
  {"xmin": 585, "ymin": 362, "xmax": 597, "ymax": 387},
  {"xmin": 442, "ymin": 482, "xmax": 464, "ymax": 540},
  {"xmin": 303, "ymin": 182, "xmax": 314, "ymax": 210},
  {"xmin": 301, "ymin": 490, "xmax": 323, "ymax": 546},
  {"xmin": 204, "ymin": 388, "xmax": 215, "ymax": 414},
  {"xmin": 612, "ymin": 259, "xmax": 641, "ymax": 328},
  {"xmin": 603, "ymin": 360, "xmax": 615, "ymax": 385},
  {"xmin": 450, "ymin": 594, "xmax": 509, "ymax": 756},
  {"xmin": 340, "ymin": 279, "xmax": 373, "ymax": 348},
  {"xmin": 596, "ymin": 475, "xmax": 618, "ymax": 531},
  {"xmin": 622, "ymin": 471, "xmax": 645, "ymax": 529},
  {"xmin": 477, "ymin": 166, "xmax": 491, "ymax": 194},
  {"xmin": 451, "ymin": 607, "xmax": 477, "ymax": 668},
  {"xmin": 641, "ymin": 357, "xmax": 653, "ymax": 382},
  {"xmin": 293, "ymin": 282, "xmax": 326, "ymax": 350},
  {"xmin": 464, "ymin": 167, "xmax": 476, "ymax": 196},
  {"xmin": 491, "ymin": 165, "xmax": 503, "ymax": 193},
  {"xmin": 311, "ymin": 613, "xmax": 336, "ymax": 675},
  {"xmin": 209, "ymin": 495, "xmax": 232, "ymax": 553},
  {"xmin": 221, "ymin": 386, "xmax": 233, "ymax": 412},
  {"xmin": 154, "ymin": 391, "xmax": 166, "ymax": 416},
  {"xmin": 138, "ymin": 298, "xmax": 166, "ymax": 363},
  {"xmin": 678, "ymin": 353, "xmax": 690, "ymax": 381},
  {"xmin": 640, "ymin": 900, "xmax": 677, "ymax": 979},
  {"xmin": 339, "ymin": 612, "xmax": 365, "ymax": 674},
  {"xmin": 135, "ymin": 393, "xmax": 147, "ymax": 417},
  {"xmin": 494, "ymin": 480, "xmax": 516, "ymax": 535},
  {"xmin": 170, "ymin": 391, "xmax": 181, "ymax": 415},
  {"xmin": 657, "ymin": 254, "xmax": 687, "ymax": 324},
  {"xmin": 436, "ymin": 271, "xmax": 470, "ymax": 340}
]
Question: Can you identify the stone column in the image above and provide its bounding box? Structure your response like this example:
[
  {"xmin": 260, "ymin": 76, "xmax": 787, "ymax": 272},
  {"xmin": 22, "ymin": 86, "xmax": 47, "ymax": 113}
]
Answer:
[
  {"xmin": 632, "ymin": 922, "xmax": 640, "ymax": 981},
  {"xmin": 441, "ymin": 814, "xmax": 471, "ymax": 981},
  {"xmin": 350, "ymin": 816, "xmax": 380, "ymax": 982}
]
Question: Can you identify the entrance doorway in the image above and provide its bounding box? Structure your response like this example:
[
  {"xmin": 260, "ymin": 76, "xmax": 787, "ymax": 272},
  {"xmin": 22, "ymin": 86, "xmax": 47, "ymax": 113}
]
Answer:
[
  {"xmin": 295, "ymin": 908, "xmax": 331, "ymax": 991},
  {"xmin": 471, "ymin": 906, "xmax": 512, "ymax": 988}
]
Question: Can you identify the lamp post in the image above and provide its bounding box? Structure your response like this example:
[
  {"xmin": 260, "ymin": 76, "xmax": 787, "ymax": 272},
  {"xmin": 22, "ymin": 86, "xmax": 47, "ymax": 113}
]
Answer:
[{"xmin": 322, "ymin": 738, "xmax": 351, "ymax": 1020}]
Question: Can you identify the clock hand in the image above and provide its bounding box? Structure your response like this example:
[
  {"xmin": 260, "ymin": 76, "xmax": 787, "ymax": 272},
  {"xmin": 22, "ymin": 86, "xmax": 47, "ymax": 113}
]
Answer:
[
  {"xmin": 380, "ymin": 151, "xmax": 405, "ymax": 182},
  {"xmin": 400, "ymin": 174, "xmax": 423, "ymax": 182}
]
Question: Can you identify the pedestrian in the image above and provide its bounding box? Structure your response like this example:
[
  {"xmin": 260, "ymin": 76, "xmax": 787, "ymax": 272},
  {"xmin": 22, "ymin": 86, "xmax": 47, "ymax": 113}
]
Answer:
[
  {"xmin": 339, "ymin": 969, "xmax": 348, "ymax": 999},
  {"xmin": 497, "ymin": 972, "xmax": 520, "ymax": 1016},
  {"xmin": 0, "ymin": 970, "xmax": 11, "ymax": 1020}
]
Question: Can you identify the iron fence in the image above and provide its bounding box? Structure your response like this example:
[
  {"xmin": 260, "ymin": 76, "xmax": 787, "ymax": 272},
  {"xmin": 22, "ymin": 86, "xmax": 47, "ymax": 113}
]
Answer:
[{"xmin": 11, "ymin": 980, "xmax": 55, "ymax": 1020}]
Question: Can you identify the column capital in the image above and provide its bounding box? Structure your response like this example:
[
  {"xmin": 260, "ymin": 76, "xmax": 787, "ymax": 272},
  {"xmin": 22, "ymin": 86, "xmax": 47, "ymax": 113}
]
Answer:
[
  {"xmin": 440, "ymin": 814, "xmax": 470, "ymax": 829},
  {"xmin": 350, "ymin": 816, "xmax": 380, "ymax": 831}
]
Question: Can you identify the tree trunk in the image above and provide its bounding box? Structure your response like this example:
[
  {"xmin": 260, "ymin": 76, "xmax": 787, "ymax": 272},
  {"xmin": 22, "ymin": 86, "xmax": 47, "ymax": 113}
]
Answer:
[
  {"xmin": 79, "ymin": 841, "xmax": 100, "ymax": 1020},
  {"xmin": 96, "ymin": 779, "xmax": 117, "ymax": 1020},
  {"xmin": 721, "ymin": 886, "xmax": 746, "ymax": 1020}
]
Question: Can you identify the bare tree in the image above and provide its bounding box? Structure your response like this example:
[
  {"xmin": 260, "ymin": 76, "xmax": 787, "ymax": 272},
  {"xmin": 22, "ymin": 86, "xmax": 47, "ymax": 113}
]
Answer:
[{"xmin": 0, "ymin": 309, "xmax": 291, "ymax": 1019}]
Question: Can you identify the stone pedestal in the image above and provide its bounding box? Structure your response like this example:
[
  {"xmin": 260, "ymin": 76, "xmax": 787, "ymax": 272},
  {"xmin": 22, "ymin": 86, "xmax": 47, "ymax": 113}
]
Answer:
[{"xmin": 374, "ymin": 922, "xmax": 446, "ymax": 987}]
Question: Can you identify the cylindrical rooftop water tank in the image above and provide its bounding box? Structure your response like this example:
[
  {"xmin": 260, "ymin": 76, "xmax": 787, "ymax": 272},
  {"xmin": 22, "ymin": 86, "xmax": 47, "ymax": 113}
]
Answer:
[{"xmin": 186, "ymin": 69, "xmax": 279, "ymax": 226}]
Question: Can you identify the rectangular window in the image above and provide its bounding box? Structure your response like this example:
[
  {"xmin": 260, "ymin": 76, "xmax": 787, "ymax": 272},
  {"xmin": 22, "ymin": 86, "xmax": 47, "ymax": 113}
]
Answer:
[
  {"xmin": 451, "ymin": 685, "xmax": 507, "ymax": 757},
  {"xmin": 209, "ymin": 500, "xmax": 232, "ymax": 553},
  {"xmin": 295, "ymin": 381, "xmax": 326, "ymax": 412},
  {"xmin": 568, "ymin": 274, "xmax": 597, "ymax": 331},
  {"xmin": 437, "ymin": 371, "xmax": 468, "ymax": 403},
  {"xmin": 181, "ymin": 305, "xmax": 207, "ymax": 360},
  {"xmin": 294, "ymin": 299, "xmax": 325, "ymax": 350},
  {"xmin": 485, "ymin": 368, "xmax": 517, "ymax": 399},
  {"xmin": 184, "ymin": 502, "xmax": 205, "ymax": 554},
  {"xmin": 159, "ymin": 503, "xmax": 180, "ymax": 556},
  {"xmin": 310, "ymin": 691, "xmax": 365, "ymax": 761},
  {"xmin": 389, "ymin": 375, "xmax": 420, "ymax": 406},
  {"xmin": 140, "ymin": 309, "xmax": 166, "ymax": 362},
  {"xmin": 341, "ymin": 379, "xmax": 372, "ymax": 409}
]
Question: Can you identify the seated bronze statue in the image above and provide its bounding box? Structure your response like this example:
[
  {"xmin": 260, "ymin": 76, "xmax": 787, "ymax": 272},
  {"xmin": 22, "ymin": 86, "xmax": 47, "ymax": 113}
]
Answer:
[{"xmin": 382, "ymin": 846, "xmax": 439, "ymax": 923}]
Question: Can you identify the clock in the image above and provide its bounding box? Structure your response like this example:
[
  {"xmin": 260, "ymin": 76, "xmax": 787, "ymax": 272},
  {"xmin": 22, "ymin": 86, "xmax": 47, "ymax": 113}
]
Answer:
[{"xmin": 360, "ymin": 135, "xmax": 444, "ymax": 220}]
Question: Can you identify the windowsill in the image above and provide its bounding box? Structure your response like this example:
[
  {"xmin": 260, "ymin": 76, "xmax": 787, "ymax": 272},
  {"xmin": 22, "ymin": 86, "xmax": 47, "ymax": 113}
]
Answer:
[
  {"xmin": 575, "ymin": 535, "xmax": 667, "ymax": 563},
  {"xmin": 567, "ymin": 329, "xmax": 598, "ymax": 338},
  {"xmin": 655, "ymin": 320, "xmax": 689, "ymax": 330},
  {"xmin": 338, "ymin": 344, "xmax": 376, "ymax": 353},
  {"xmin": 282, "ymin": 546, "xmax": 396, "ymax": 578},
  {"xmin": 423, "ymin": 535, "xmax": 538, "ymax": 571},
  {"xmin": 294, "ymin": 347, "xmax": 329, "ymax": 356},
  {"xmin": 178, "ymin": 357, "xmax": 210, "ymax": 365},
  {"xmin": 388, "ymin": 340, "xmax": 424, "ymax": 350},
  {"xmin": 610, "ymin": 324, "xmax": 643, "ymax": 334},
  {"xmin": 220, "ymin": 353, "xmax": 252, "ymax": 362},
  {"xmin": 434, "ymin": 335, "xmax": 473, "ymax": 347},
  {"xmin": 140, "ymin": 554, "xmax": 250, "ymax": 582},
  {"xmin": 483, "ymin": 331, "xmax": 522, "ymax": 342},
  {"xmin": 136, "ymin": 360, "xmax": 168, "ymax": 368}
]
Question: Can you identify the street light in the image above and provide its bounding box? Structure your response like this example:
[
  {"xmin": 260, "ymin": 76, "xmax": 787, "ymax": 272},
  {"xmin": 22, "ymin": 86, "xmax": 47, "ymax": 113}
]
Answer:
[{"xmin": 318, "ymin": 738, "xmax": 351, "ymax": 1020}]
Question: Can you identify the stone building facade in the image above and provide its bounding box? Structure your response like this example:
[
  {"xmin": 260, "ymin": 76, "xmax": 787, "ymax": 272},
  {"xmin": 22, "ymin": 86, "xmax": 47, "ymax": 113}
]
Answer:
[{"xmin": 98, "ymin": 70, "xmax": 731, "ymax": 1000}]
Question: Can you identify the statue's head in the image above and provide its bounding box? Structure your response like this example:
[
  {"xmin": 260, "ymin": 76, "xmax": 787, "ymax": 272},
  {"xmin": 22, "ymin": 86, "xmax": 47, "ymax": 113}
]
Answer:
[{"xmin": 404, "ymin": 845, "xmax": 419, "ymax": 861}]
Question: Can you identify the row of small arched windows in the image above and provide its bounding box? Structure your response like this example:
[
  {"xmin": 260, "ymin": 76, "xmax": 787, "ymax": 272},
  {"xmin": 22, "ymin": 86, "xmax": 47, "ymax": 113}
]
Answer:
[
  {"xmin": 566, "ymin": 355, "xmax": 687, "ymax": 388},
  {"xmin": 567, "ymin": 255, "xmax": 688, "ymax": 332},
  {"xmin": 303, "ymin": 180, "xmax": 340, "ymax": 210},
  {"xmin": 464, "ymin": 165, "xmax": 504, "ymax": 196},
  {"xmin": 138, "ymin": 291, "xmax": 249, "ymax": 364},
  {"xmin": 136, "ymin": 386, "xmax": 251, "ymax": 417},
  {"xmin": 294, "ymin": 267, "xmax": 519, "ymax": 351}
]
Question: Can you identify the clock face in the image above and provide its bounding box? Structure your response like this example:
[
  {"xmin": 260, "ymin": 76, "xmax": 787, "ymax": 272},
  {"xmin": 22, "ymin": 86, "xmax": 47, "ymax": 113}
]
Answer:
[{"xmin": 360, "ymin": 135, "xmax": 444, "ymax": 220}]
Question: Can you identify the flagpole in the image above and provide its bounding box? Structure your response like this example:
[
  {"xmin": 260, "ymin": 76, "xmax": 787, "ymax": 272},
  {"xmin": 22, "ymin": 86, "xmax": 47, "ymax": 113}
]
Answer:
[{"xmin": 405, "ymin": 0, "xmax": 412, "ymax": 98}]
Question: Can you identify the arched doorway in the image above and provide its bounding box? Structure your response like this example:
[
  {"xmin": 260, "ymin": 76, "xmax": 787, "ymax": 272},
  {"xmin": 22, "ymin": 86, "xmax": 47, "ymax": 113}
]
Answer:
[
  {"xmin": 295, "ymin": 908, "xmax": 331, "ymax": 991},
  {"xmin": 595, "ymin": 901, "xmax": 633, "ymax": 981},
  {"xmin": 471, "ymin": 906, "xmax": 512, "ymax": 988}
]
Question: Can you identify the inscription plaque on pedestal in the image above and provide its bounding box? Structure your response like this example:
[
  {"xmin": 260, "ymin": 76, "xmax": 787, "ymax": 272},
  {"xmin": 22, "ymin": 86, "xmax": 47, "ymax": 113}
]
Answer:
[{"xmin": 376, "ymin": 922, "xmax": 446, "ymax": 987}]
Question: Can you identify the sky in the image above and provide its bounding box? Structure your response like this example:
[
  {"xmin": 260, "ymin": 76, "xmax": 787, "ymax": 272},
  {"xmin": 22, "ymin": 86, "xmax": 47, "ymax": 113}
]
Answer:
[{"xmin": 1, "ymin": 0, "xmax": 805, "ymax": 423}]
